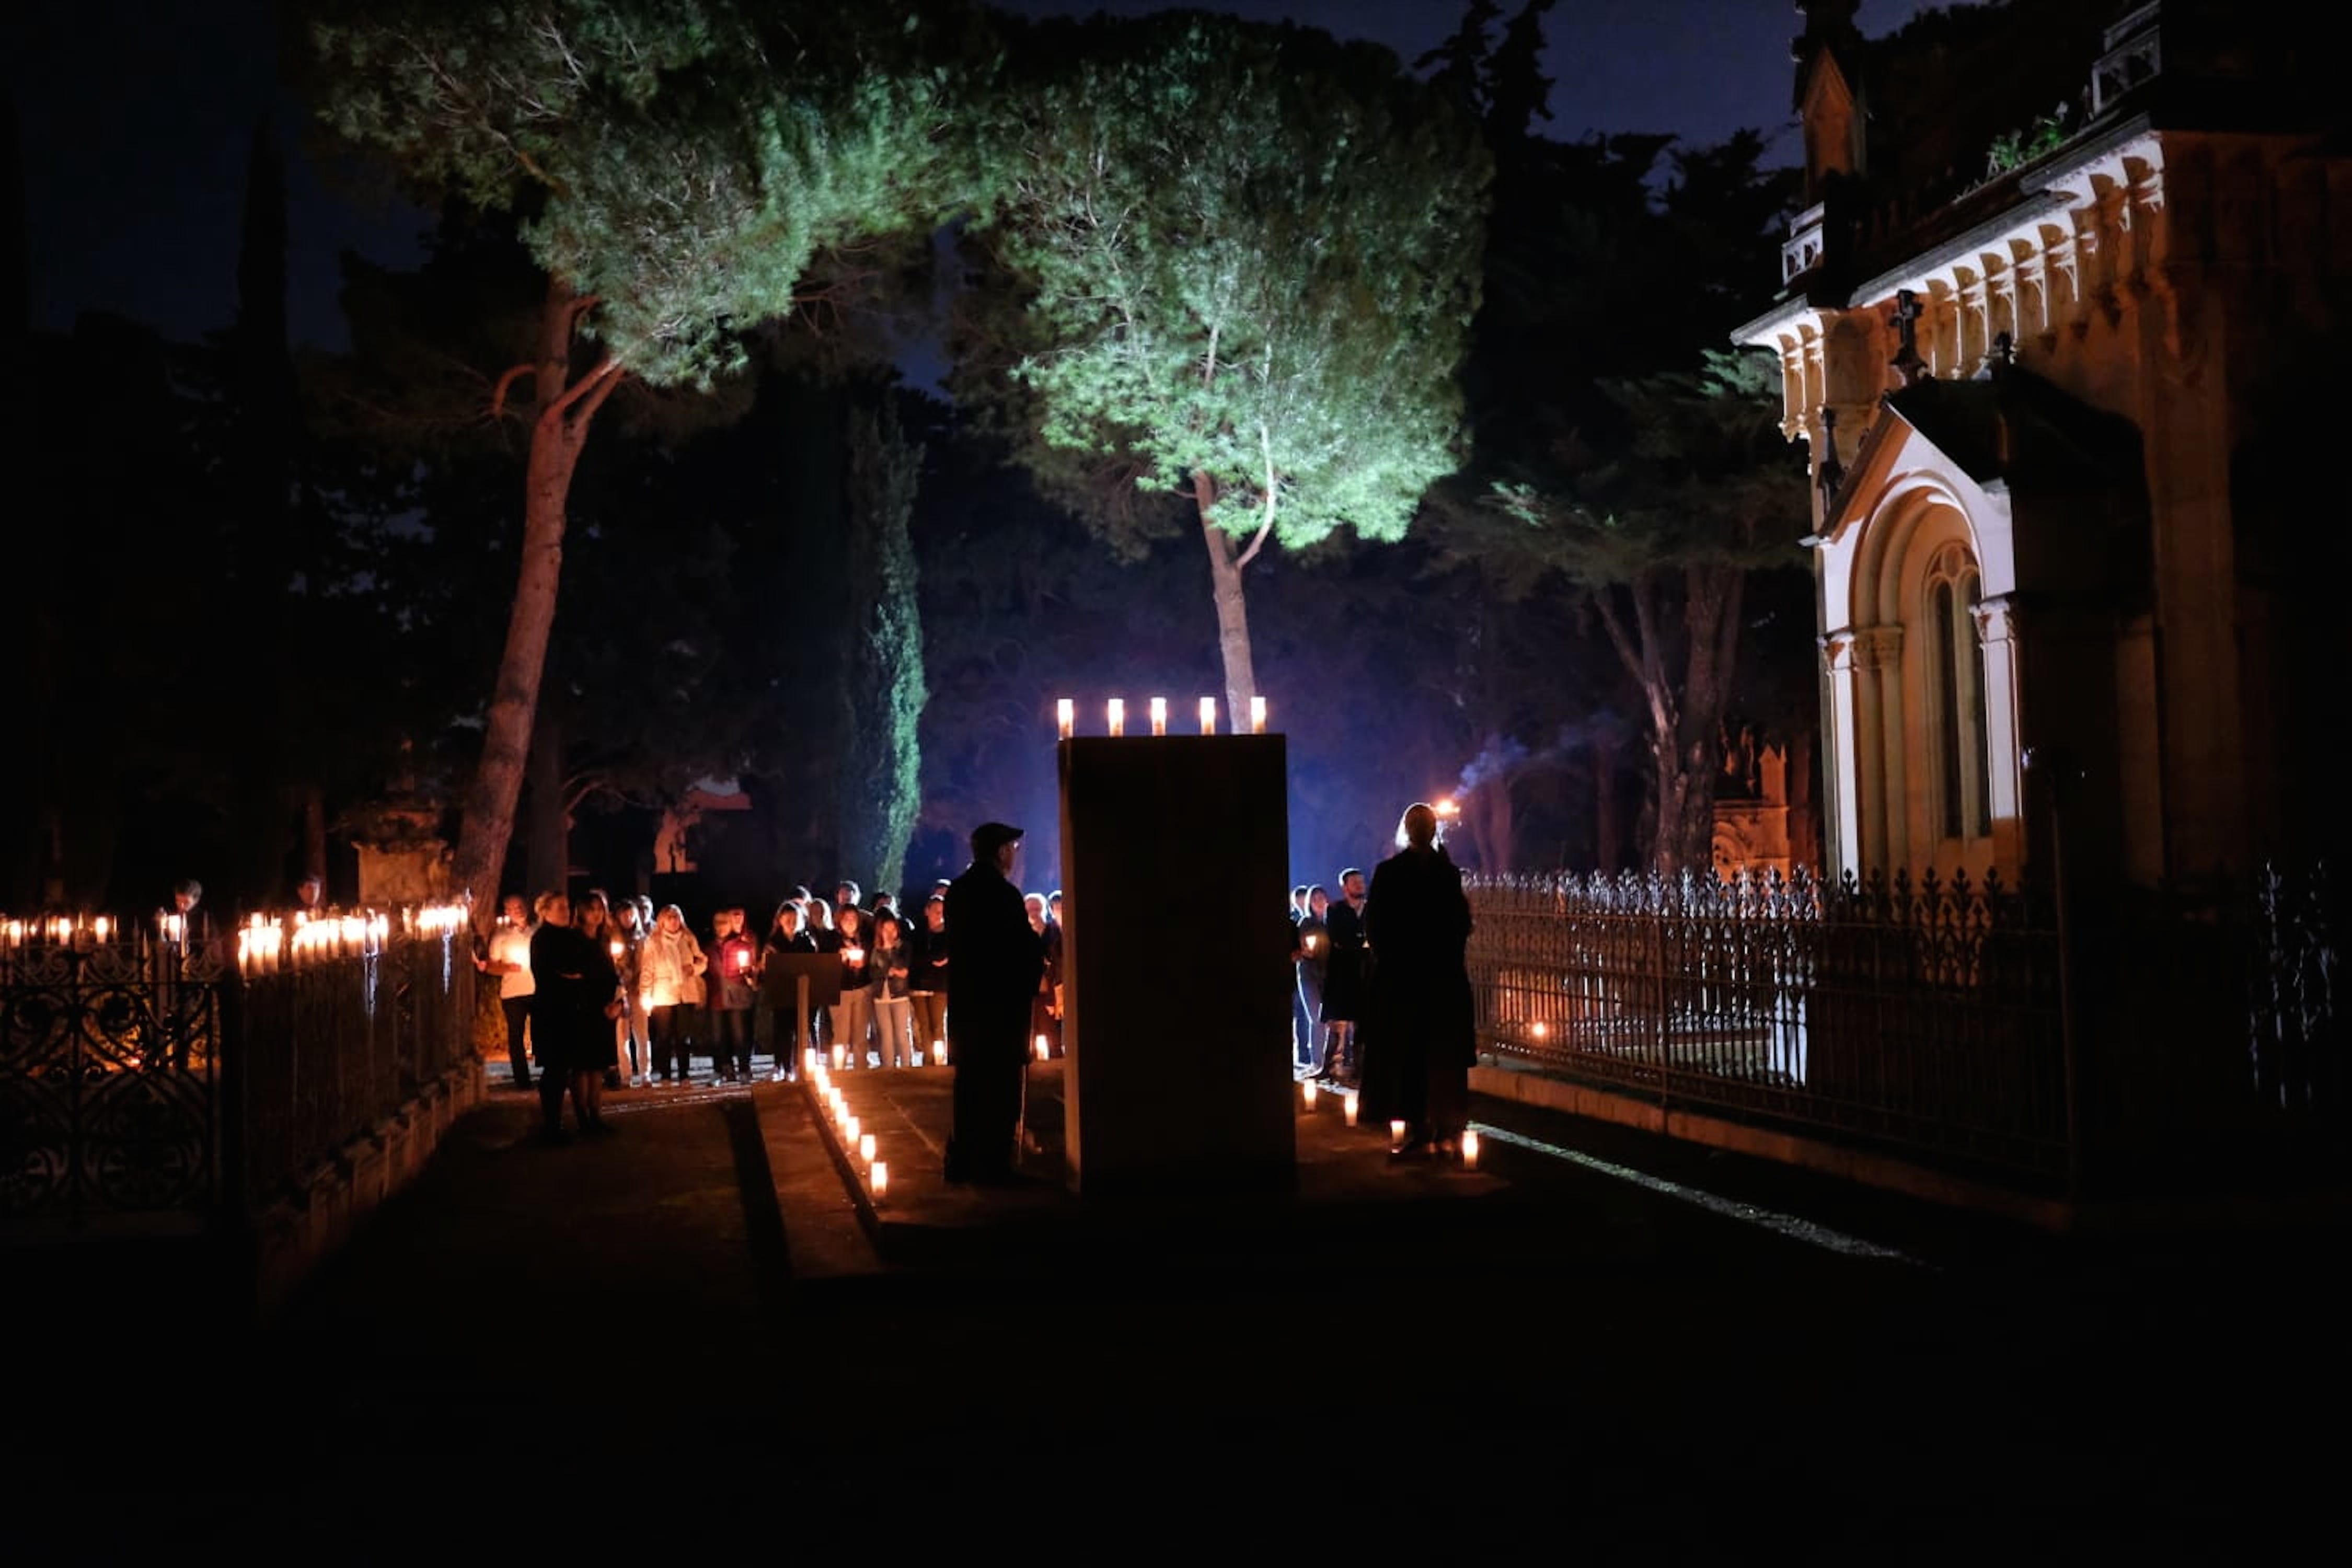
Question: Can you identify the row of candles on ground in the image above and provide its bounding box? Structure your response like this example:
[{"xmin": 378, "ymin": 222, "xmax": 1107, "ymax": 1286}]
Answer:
[
  {"xmin": 1056, "ymin": 696, "xmax": 1267, "ymax": 739},
  {"xmin": 1299, "ymin": 1077, "xmax": 1481, "ymax": 1168},
  {"xmin": 806, "ymin": 1055, "xmax": 889, "ymax": 1204}
]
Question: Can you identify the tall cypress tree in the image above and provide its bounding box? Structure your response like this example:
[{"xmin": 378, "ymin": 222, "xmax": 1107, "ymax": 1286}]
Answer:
[{"xmin": 836, "ymin": 393, "xmax": 926, "ymax": 898}]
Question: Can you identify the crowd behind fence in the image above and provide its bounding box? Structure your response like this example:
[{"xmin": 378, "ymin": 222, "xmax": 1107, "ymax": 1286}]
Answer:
[
  {"xmin": 1, "ymin": 907, "xmax": 477, "ymax": 1229},
  {"xmin": 1464, "ymin": 863, "xmax": 2344, "ymax": 1195}
]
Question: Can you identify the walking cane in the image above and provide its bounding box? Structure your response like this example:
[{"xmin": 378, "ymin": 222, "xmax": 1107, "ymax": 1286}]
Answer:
[{"xmin": 1015, "ymin": 1051, "xmax": 1033, "ymax": 1165}]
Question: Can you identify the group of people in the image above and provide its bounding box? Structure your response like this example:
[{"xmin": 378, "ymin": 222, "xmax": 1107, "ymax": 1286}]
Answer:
[
  {"xmin": 475, "ymin": 844, "xmax": 1069, "ymax": 1152},
  {"xmin": 469, "ymin": 803, "xmax": 1470, "ymax": 1168},
  {"xmin": 1290, "ymin": 803, "xmax": 1475, "ymax": 1161}
]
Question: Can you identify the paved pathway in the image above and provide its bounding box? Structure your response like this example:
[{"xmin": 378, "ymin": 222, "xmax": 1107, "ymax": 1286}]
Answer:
[{"xmin": 18, "ymin": 1069, "xmax": 2345, "ymax": 1552}]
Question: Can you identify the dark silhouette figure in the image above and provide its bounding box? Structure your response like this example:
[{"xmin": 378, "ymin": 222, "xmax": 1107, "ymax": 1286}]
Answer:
[
  {"xmin": 944, "ymin": 822, "xmax": 1043, "ymax": 1184},
  {"xmin": 1362, "ymin": 803, "xmax": 1475, "ymax": 1160},
  {"xmin": 528, "ymin": 891, "xmax": 617, "ymax": 1143}
]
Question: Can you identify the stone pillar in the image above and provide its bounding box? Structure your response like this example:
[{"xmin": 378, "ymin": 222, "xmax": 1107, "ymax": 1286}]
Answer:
[
  {"xmin": 1821, "ymin": 631, "xmax": 1864, "ymax": 879},
  {"xmin": 1057, "ymin": 733, "xmax": 1295, "ymax": 1195},
  {"xmin": 1854, "ymin": 625, "xmax": 1907, "ymax": 874},
  {"xmin": 1974, "ymin": 594, "xmax": 2029, "ymax": 882}
]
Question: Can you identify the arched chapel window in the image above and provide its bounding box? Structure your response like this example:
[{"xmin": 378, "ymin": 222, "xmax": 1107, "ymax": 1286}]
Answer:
[{"xmin": 1924, "ymin": 545, "xmax": 1991, "ymax": 841}]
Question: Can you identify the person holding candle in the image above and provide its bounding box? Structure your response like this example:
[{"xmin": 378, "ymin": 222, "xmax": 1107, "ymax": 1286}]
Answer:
[
  {"xmin": 758, "ymin": 901, "xmax": 820, "ymax": 1080},
  {"xmin": 831, "ymin": 904, "xmax": 877, "ymax": 1067},
  {"xmin": 907, "ymin": 891, "xmax": 949, "ymax": 1058},
  {"xmin": 481, "ymin": 894, "xmax": 538, "ymax": 1091},
  {"xmin": 1360, "ymin": 803, "xmax": 1475, "ymax": 1162},
  {"xmin": 611, "ymin": 899, "xmax": 651, "ymax": 1087},
  {"xmin": 870, "ymin": 912, "xmax": 916, "ymax": 1068},
  {"xmin": 1293, "ymin": 885, "xmax": 1331, "ymax": 1078},
  {"xmin": 1023, "ymin": 891, "xmax": 1064, "ymax": 1058},
  {"xmin": 943, "ymin": 822, "xmax": 1043, "ymax": 1185},
  {"xmin": 708, "ymin": 907, "xmax": 760, "ymax": 1083},
  {"xmin": 638, "ymin": 904, "xmax": 708, "ymax": 1087}
]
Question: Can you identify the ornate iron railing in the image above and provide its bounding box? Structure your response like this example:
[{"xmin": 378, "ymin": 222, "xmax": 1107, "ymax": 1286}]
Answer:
[
  {"xmin": 1466, "ymin": 864, "xmax": 2344, "ymax": 1192},
  {"xmin": 1, "ymin": 919, "xmax": 476, "ymax": 1229},
  {"xmin": 0, "ymin": 937, "xmax": 222, "ymax": 1223}
]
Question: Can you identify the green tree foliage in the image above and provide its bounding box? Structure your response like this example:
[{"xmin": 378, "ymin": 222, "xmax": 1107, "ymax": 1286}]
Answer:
[
  {"xmin": 835, "ymin": 398, "xmax": 927, "ymax": 897},
  {"xmin": 1424, "ymin": 91, "xmax": 1809, "ymax": 875},
  {"xmin": 964, "ymin": 12, "xmax": 1489, "ymax": 721},
  {"xmin": 302, "ymin": 0, "xmax": 986, "ymax": 918}
]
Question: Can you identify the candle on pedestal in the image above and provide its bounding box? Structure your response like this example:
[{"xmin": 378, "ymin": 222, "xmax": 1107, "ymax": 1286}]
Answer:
[
  {"xmin": 1461, "ymin": 1128, "xmax": 1481, "ymax": 1169},
  {"xmin": 1250, "ymin": 696, "xmax": 1267, "ymax": 734},
  {"xmin": 1198, "ymin": 696, "xmax": 1216, "ymax": 735},
  {"xmin": 1149, "ymin": 697, "xmax": 1167, "ymax": 735},
  {"xmin": 1056, "ymin": 698, "xmax": 1075, "ymax": 739},
  {"xmin": 1106, "ymin": 698, "xmax": 1125, "ymax": 737}
]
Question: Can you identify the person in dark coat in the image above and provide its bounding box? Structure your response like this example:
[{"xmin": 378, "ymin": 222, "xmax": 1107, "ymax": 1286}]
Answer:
[
  {"xmin": 1361, "ymin": 804, "xmax": 1475, "ymax": 1160},
  {"xmin": 944, "ymin": 822, "xmax": 1044, "ymax": 1184},
  {"xmin": 1313, "ymin": 867, "xmax": 1369, "ymax": 1082},
  {"xmin": 528, "ymin": 891, "xmax": 620, "ymax": 1143}
]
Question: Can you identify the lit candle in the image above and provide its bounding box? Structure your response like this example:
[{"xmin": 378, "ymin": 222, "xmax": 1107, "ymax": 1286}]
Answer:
[
  {"xmin": 1302, "ymin": 1080, "xmax": 1318, "ymax": 1110},
  {"xmin": 1106, "ymin": 697, "xmax": 1124, "ymax": 737},
  {"xmin": 1198, "ymin": 696, "xmax": 1216, "ymax": 735},
  {"xmin": 803, "ymin": 1047, "xmax": 817, "ymax": 1074},
  {"xmin": 1343, "ymin": 1089, "xmax": 1359, "ymax": 1127},
  {"xmin": 1461, "ymin": 1128, "xmax": 1481, "ymax": 1169},
  {"xmin": 1056, "ymin": 697, "xmax": 1075, "ymax": 739},
  {"xmin": 1389, "ymin": 1119, "xmax": 1408, "ymax": 1150},
  {"xmin": 870, "ymin": 1160, "xmax": 888, "ymax": 1201},
  {"xmin": 1531, "ymin": 1020, "xmax": 1549, "ymax": 1041},
  {"xmin": 93, "ymin": 917, "xmax": 110, "ymax": 944},
  {"xmin": 1035, "ymin": 1034, "xmax": 1050, "ymax": 1061},
  {"xmin": 935, "ymin": 1040, "xmax": 948, "ymax": 1066},
  {"xmin": 1250, "ymin": 695, "xmax": 1267, "ymax": 734},
  {"xmin": 845, "ymin": 1115, "xmax": 861, "ymax": 1147},
  {"xmin": 1149, "ymin": 696, "xmax": 1167, "ymax": 736},
  {"xmin": 859, "ymin": 1133, "xmax": 877, "ymax": 1163},
  {"xmin": 832, "ymin": 1045, "xmax": 845, "ymax": 1070}
]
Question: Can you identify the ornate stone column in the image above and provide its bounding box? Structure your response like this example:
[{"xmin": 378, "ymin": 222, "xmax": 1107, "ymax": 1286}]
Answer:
[{"xmin": 1973, "ymin": 594, "xmax": 2028, "ymax": 881}]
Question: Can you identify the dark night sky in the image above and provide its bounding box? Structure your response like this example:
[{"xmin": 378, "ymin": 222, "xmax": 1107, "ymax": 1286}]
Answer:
[{"xmin": 9, "ymin": 0, "xmax": 1940, "ymax": 349}]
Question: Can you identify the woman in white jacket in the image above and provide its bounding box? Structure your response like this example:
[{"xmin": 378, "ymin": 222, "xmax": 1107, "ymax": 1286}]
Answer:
[{"xmin": 638, "ymin": 903, "xmax": 708, "ymax": 1087}]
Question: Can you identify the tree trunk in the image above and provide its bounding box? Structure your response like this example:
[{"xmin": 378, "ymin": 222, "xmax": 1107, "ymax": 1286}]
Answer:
[
  {"xmin": 449, "ymin": 276, "xmax": 617, "ymax": 931},
  {"xmin": 1197, "ymin": 490, "xmax": 1260, "ymax": 729},
  {"xmin": 1652, "ymin": 564, "xmax": 1747, "ymax": 878}
]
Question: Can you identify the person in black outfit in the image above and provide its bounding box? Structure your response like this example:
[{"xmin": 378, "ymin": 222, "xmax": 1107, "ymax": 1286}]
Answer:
[
  {"xmin": 1361, "ymin": 803, "xmax": 1475, "ymax": 1161},
  {"xmin": 1313, "ymin": 867, "xmax": 1368, "ymax": 1082},
  {"xmin": 528, "ymin": 891, "xmax": 620, "ymax": 1143},
  {"xmin": 943, "ymin": 822, "xmax": 1043, "ymax": 1184}
]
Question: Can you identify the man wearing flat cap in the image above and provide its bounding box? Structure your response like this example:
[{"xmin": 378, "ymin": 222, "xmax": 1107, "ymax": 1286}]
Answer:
[{"xmin": 944, "ymin": 822, "xmax": 1044, "ymax": 1183}]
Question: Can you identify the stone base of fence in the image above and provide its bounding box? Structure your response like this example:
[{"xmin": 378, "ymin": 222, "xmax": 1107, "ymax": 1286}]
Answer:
[
  {"xmin": 1473, "ymin": 1058, "xmax": 2352, "ymax": 1233},
  {"xmin": 252, "ymin": 1054, "xmax": 488, "ymax": 1312},
  {"xmin": 1470, "ymin": 1058, "xmax": 2080, "ymax": 1228}
]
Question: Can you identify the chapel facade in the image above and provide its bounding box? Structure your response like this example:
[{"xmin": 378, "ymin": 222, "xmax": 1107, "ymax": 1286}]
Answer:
[{"xmin": 1737, "ymin": 0, "xmax": 2351, "ymax": 890}]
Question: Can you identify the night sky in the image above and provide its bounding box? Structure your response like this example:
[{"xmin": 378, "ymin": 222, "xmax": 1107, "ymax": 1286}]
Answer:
[{"xmin": 10, "ymin": 0, "xmax": 1941, "ymax": 349}]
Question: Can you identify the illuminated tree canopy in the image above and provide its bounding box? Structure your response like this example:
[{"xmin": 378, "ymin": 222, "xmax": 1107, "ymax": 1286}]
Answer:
[{"xmin": 967, "ymin": 13, "xmax": 1490, "ymax": 717}]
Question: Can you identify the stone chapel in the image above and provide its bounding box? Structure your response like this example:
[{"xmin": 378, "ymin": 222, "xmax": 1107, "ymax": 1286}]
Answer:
[{"xmin": 1737, "ymin": 0, "xmax": 2351, "ymax": 890}]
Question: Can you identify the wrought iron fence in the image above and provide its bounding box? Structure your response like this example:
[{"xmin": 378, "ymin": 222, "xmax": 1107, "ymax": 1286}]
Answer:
[
  {"xmin": 1466, "ymin": 863, "xmax": 2344, "ymax": 1193},
  {"xmin": 1, "ymin": 918, "xmax": 476, "ymax": 1228},
  {"xmin": 0, "ymin": 936, "xmax": 221, "ymax": 1223}
]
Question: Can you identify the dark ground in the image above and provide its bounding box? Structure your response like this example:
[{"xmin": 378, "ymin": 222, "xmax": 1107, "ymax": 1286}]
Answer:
[{"xmin": 10, "ymin": 1063, "xmax": 2346, "ymax": 1555}]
